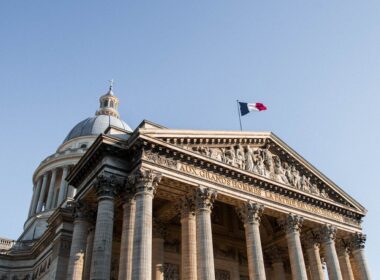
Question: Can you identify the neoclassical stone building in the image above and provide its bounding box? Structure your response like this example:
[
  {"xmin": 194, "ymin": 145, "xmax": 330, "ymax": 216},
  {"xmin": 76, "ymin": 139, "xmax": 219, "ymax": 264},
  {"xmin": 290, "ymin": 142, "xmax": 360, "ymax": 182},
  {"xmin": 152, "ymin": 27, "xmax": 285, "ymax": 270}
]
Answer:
[{"xmin": 0, "ymin": 87, "xmax": 371, "ymax": 280}]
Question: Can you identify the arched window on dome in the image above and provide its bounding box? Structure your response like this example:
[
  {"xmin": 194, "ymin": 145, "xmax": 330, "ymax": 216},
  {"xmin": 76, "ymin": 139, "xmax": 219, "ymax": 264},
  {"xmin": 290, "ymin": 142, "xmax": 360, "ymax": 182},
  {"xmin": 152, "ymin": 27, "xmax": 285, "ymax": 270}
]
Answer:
[
  {"xmin": 103, "ymin": 100, "xmax": 108, "ymax": 107},
  {"xmin": 110, "ymin": 100, "xmax": 114, "ymax": 108}
]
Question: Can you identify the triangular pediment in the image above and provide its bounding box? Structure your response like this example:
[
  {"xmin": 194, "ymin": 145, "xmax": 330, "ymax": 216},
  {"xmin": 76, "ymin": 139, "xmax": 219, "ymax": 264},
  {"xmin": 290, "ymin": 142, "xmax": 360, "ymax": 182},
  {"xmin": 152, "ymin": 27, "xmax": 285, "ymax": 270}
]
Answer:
[{"xmin": 137, "ymin": 125, "xmax": 366, "ymax": 214}]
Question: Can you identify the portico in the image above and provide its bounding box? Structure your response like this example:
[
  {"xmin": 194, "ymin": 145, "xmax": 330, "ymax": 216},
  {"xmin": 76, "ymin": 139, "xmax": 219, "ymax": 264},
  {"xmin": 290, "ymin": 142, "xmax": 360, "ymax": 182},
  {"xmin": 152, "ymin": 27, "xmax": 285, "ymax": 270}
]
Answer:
[{"xmin": 64, "ymin": 123, "xmax": 370, "ymax": 280}]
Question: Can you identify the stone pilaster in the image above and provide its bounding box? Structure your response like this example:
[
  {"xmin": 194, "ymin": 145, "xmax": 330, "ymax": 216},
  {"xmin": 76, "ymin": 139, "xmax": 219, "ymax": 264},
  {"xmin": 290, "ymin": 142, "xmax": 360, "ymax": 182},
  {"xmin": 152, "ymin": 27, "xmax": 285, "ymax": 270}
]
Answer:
[
  {"xmin": 180, "ymin": 195, "xmax": 197, "ymax": 280},
  {"xmin": 29, "ymin": 178, "xmax": 42, "ymax": 216},
  {"xmin": 57, "ymin": 166, "xmax": 70, "ymax": 206},
  {"xmin": 90, "ymin": 173, "xmax": 121, "ymax": 280},
  {"xmin": 131, "ymin": 169, "xmax": 162, "ymax": 280},
  {"xmin": 303, "ymin": 231, "xmax": 324, "ymax": 280},
  {"xmin": 66, "ymin": 202, "xmax": 92, "ymax": 280},
  {"xmin": 118, "ymin": 186, "xmax": 136, "ymax": 280},
  {"xmin": 266, "ymin": 246, "xmax": 286, "ymax": 280},
  {"xmin": 237, "ymin": 201, "xmax": 266, "ymax": 280},
  {"xmin": 321, "ymin": 225, "xmax": 342, "ymax": 280},
  {"xmin": 46, "ymin": 169, "xmax": 57, "ymax": 210},
  {"xmin": 351, "ymin": 233, "xmax": 371, "ymax": 280},
  {"xmin": 82, "ymin": 226, "xmax": 95, "ymax": 280},
  {"xmin": 152, "ymin": 218, "xmax": 166, "ymax": 280},
  {"xmin": 281, "ymin": 213, "xmax": 308, "ymax": 280},
  {"xmin": 36, "ymin": 173, "xmax": 48, "ymax": 212},
  {"xmin": 336, "ymin": 241, "xmax": 354, "ymax": 280},
  {"xmin": 195, "ymin": 186, "xmax": 217, "ymax": 280}
]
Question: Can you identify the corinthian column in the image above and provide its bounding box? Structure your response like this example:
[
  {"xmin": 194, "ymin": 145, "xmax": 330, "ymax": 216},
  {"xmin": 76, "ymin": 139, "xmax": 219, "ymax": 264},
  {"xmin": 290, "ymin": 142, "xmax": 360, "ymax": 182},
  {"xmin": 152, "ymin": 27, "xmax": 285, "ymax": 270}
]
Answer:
[
  {"xmin": 195, "ymin": 186, "xmax": 217, "ymax": 280},
  {"xmin": 351, "ymin": 233, "xmax": 371, "ymax": 280},
  {"xmin": 180, "ymin": 196, "xmax": 197, "ymax": 280},
  {"xmin": 131, "ymin": 169, "xmax": 162, "ymax": 280},
  {"xmin": 90, "ymin": 174, "xmax": 120, "ymax": 280},
  {"xmin": 152, "ymin": 219, "xmax": 165, "ymax": 280},
  {"xmin": 57, "ymin": 166, "xmax": 70, "ymax": 206},
  {"xmin": 66, "ymin": 202, "xmax": 91, "ymax": 280},
  {"xmin": 36, "ymin": 173, "xmax": 48, "ymax": 212},
  {"xmin": 46, "ymin": 169, "xmax": 57, "ymax": 210},
  {"xmin": 237, "ymin": 201, "xmax": 266, "ymax": 280},
  {"xmin": 321, "ymin": 225, "xmax": 342, "ymax": 280},
  {"xmin": 82, "ymin": 226, "xmax": 95, "ymax": 280},
  {"xmin": 118, "ymin": 186, "xmax": 136, "ymax": 280},
  {"xmin": 303, "ymin": 231, "xmax": 324, "ymax": 280},
  {"xmin": 282, "ymin": 213, "xmax": 308, "ymax": 280},
  {"xmin": 336, "ymin": 241, "xmax": 354, "ymax": 280},
  {"xmin": 29, "ymin": 178, "xmax": 42, "ymax": 216},
  {"xmin": 266, "ymin": 246, "xmax": 286, "ymax": 280}
]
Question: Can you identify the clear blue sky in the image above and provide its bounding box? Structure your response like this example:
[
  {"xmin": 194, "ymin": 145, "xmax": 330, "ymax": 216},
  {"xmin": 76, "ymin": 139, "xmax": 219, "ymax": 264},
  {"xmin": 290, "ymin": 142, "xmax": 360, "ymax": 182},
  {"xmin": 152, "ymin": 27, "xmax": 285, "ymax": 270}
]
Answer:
[{"xmin": 1, "ymin": 0, "xmax": 379, "ymax": 275}]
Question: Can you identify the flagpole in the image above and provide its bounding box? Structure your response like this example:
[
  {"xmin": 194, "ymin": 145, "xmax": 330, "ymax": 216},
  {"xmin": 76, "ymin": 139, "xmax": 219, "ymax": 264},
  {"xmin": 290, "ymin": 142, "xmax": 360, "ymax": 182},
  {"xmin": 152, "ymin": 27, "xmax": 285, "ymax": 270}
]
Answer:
[{"xmin": 236, "ymin": 100, "xmax": 243, "ymax": 131}]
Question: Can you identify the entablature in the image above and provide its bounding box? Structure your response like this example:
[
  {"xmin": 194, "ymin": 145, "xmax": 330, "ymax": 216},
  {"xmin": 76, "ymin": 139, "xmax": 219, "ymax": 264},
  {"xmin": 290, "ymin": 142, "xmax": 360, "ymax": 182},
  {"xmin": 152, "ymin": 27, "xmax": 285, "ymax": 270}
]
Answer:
[{"xmin": 138, "ymin": 135, "xmax": 365, "ymax": 228}]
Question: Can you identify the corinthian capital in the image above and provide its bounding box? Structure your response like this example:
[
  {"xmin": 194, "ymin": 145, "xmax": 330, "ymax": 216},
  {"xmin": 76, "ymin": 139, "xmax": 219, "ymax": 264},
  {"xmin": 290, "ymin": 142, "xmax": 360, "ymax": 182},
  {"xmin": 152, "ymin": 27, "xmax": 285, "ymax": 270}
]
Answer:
[
  {"xmin": 352, "ymin": 232, "xmax": 367, "ymax": 250},
  {"xmin": 302, "ymin": 230, "xmax": 321, "ymax": 249},
  {"xmin": 129, "ymin": 169, "xmax": 162, "ymax": 195},
  {"xmin": 94, "ymin": 173, "xmax": 123, "ymax": 199},
  {"xmin": 237, "ymin": 201, "xmax": 264, "ymax": 225},
  {"xmin": 321, "ymin": 224, "xmax": 337, "ymax": 243},
  {"xmin": 281, "ymin": 213, "xmax": 304, "ymax": 234},
  {"xmin": 195, "ymin": 186, "xmax": 217, "ymax": 211},
  {"xmin": 179, "ymin": 195, "xmax": 195, "ymax": 218},
  {"xmin": 69, "ymin": 200, "xmax": 94, "ymax": 221}
]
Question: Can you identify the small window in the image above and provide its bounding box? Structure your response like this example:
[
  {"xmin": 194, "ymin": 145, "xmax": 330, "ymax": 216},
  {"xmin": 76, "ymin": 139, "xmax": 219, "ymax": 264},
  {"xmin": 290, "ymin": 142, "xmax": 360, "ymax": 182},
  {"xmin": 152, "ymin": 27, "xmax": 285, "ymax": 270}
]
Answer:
[
  {"xmin": 110, "ymin": 100, "xmax": 114, "ymax": 107},
  {"xmin": 80, "ymin": 143, "xmax": 87, "ymax": 149}
]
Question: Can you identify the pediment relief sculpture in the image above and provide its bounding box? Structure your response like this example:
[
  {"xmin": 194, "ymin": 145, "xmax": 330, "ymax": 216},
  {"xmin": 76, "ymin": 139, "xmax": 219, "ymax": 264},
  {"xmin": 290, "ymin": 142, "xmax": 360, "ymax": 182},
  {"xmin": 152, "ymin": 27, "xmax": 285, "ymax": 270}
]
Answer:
[{"xmin": 188, "ymin": 144, "xmax": 333, "ymax": 201}]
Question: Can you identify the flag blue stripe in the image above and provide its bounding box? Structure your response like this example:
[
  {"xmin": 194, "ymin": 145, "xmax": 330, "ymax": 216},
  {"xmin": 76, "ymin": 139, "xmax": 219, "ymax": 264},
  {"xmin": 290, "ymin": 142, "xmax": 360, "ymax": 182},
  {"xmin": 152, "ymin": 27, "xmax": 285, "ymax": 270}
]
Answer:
[{"xmin": 239, "ymin": 102, "xmax": 250, "ymax": 116}]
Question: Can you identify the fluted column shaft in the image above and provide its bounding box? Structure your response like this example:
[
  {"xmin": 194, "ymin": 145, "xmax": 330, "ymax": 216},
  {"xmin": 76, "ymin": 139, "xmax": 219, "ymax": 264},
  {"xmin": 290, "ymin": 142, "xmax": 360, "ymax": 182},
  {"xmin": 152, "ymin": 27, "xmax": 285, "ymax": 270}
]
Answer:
[
  {"xmin": 180, "ymin": 197, "xmax": 197, "ymax": 280},
  {"xmin": 352, "ymin": 233, "xmax": 371, "ymax": 280},
  {"xmin": 267, "ymin": 246, "xmax": 286, "ymax": 280},
  {"xmin": 337, "ymin": 246, "xmax": 354, "ymax": 280},
  {"xmin": 306, "ymin": 244, "xmax": 324, "ymax": 280},
  {"xmin": 46, "ymin": 169, "xmax": 57, "ymax": 210},
  {"xmin": 152, "ymin": 224, "xmax": 165, "ymax": 280},
  {"xmin": 272, "ymin": 262, "xmax": 286, "ymax": 280},
  {"xmin": 82, "ymin": 227, "xmax": 95, "ymax": 280},
  {"xmin": 322, "ymin": 225, "xmax": 342, "ymax": 280},
  {"xmin": 238, "ymin": 201, "xmax": 266, "ymax": 280},
  {"xmin": 66, "ymin": 205, "xmax": 90, "ymax": 280},
  {"xmin": 57, "ymin": 166, "xmax": 69, "ymax": 206},
  {"xmin": 36, "ymin": 174, "xmax": 48, "ymax": 212},
  {"xmin": 131, "ymin": 170, "xmax": 161, "ymax": 280},
  {"xmin": 282, "ymin": 214, "xmax": 308, "ymax": 280},
  {"xmin": 90, "ymin": 174, "xmax": 119, "ymax": 280},
  {"xmin": 29, "ymin": 178, "xmax": 42, "ymax": 217},
  {"xmin": 195, "ymin": 187, "xmax": 217, "ymax": 280},
  {"xmin": 303, "ymin": 232, "xmax": 324, "ymax": 280},
  {"xmin": 118, "ymin": 192, "xmax": 136, "ymax": 280}
]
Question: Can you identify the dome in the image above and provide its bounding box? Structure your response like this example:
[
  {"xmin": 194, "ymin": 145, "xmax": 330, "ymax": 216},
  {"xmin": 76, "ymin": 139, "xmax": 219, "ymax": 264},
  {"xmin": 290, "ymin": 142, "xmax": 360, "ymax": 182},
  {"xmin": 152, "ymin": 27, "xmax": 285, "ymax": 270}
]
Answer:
[
  {"xmin": 63, "ymin": 115, "xmax": 132, "ymax": 143},
  {"xmin": 63, "ymin": 84, "xmax": 132, "ymax": 144}
]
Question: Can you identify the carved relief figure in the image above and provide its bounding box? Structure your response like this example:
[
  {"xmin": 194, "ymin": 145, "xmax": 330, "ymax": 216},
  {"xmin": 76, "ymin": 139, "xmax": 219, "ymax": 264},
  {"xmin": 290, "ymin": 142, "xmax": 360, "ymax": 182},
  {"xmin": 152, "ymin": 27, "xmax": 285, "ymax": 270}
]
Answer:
[
  {"xmin": 245, "ymin": 146, "xmax": 255, "ymax": 172},
  {"xmin": 191, "ymin": 144, "xmax": 331, "ymax": 200},
  {"xmin": 223, "ymin": 146, "xmax": 236, "ymax": 167},
  {"xmin": 235, "ymin": 145, "xmax": 245, "ymax": 169}
]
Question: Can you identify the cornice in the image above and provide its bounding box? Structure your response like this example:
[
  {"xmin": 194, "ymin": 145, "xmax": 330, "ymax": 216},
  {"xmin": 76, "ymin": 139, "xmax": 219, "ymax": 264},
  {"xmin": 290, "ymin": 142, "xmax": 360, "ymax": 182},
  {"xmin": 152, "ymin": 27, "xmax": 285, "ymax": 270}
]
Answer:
[{"xmin": 67, "ymin": 134, "xmax": 131, "ymax": 187}]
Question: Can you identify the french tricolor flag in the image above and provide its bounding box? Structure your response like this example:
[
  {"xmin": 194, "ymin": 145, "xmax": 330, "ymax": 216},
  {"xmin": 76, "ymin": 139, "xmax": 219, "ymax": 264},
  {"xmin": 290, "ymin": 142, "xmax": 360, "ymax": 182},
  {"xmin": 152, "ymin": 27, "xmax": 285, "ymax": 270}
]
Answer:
[{"xmin": 239, "ymin": 101, "xmax": 267, "ymax": 116}]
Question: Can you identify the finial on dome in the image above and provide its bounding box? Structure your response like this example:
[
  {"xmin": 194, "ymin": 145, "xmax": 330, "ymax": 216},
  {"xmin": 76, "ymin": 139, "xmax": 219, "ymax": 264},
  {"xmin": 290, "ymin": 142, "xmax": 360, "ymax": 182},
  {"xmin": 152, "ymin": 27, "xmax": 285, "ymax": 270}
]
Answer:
[
  {"xmin": 95, "ymin": 82, "xmax": 120, "ymax": 118},
  {"xmin": 108, "ymin": 79, "xmax": 114, "ymax": 93}
]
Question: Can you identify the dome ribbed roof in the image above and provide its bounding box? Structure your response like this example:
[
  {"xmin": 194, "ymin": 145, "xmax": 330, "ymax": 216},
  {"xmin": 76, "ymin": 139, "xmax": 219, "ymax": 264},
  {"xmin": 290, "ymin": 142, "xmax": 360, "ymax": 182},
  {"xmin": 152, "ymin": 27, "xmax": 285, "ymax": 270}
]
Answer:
[
  {"xmin": 62, "ymin": 85, "xmax": 132, "ymax": 143},
  {"xmin": 63, "ymin": 115, "xmax": 132, "ymax": 143}
]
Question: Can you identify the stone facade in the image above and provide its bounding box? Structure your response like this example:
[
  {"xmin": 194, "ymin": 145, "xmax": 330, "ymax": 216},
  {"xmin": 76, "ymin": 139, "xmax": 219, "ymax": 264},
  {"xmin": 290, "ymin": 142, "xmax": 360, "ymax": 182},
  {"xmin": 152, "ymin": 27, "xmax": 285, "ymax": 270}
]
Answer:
[{"xmin": 0, "ymin": 91, "xmax": 371, "ymax": 280}]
